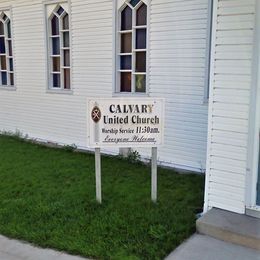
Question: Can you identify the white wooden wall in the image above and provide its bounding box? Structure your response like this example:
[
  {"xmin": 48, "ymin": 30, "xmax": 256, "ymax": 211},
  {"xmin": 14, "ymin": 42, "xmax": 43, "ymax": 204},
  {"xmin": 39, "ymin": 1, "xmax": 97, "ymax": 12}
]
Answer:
[
  {"xmin": 204, "ymin": 0, "xmax": 257, "ymax": 214},
  {"xmin": 139, "ymin": 0, "xmax": 210, "ymax": 171},
  {"xmin": 0, "ymin": 0, "xmax": 210, "ymax": 172}
]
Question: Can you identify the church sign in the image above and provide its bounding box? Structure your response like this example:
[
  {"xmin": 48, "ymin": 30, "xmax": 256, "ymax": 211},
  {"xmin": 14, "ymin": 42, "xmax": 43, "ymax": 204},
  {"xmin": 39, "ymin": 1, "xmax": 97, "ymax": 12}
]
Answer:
[
  {"xmin": 88, "ymin": 98, "xmax": 165, "ymax": 204},
  {"xmin": 88, "ymin": 98, "xmax": 165, "ymax": 148}
]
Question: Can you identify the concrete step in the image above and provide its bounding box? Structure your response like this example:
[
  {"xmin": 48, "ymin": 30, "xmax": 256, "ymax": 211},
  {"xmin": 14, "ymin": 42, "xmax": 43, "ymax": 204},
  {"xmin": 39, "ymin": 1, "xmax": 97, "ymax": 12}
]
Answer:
[
  {"xmin": 166, "ymin": 234, "xmax": 260, "ymax": 260},
  {"xmin": 196, "ymin": 208, "xmax": 260, "ymax": 251}
]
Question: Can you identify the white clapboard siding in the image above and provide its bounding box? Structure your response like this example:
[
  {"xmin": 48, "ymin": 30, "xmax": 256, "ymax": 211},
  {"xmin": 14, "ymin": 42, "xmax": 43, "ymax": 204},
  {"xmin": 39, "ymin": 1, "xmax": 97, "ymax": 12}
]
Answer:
[
  {"xmin": 0, "ymin": 0, "xmax": 210, "ymax": 172},
  {"xmin": 205, "ymin": 0, "xmax": 256, "ymax": 214},
  {"xmin": 137, "ymin": 0, "xmax": 209, "ymax": 171}
]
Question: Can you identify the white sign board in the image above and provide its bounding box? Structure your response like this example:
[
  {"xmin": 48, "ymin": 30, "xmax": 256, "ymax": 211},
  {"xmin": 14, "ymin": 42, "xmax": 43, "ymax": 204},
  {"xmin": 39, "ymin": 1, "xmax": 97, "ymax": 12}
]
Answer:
[{"xmin": 87, "ymin": 98, "xmax": 165, "ymax": 148}]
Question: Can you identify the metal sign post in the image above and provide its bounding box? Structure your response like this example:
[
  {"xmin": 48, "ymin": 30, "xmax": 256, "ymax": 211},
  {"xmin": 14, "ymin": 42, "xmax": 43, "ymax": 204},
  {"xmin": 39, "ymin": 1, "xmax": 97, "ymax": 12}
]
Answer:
[
  {"xmin": 151, "ymin": 147, "xmax": 157, "ymax": 203},
  {"xmin": 95, "ymin": 148, "xmax": 102, "ymax": 203},
  {"xmin": 94, "ymin": 147, "xmax": 158, "ymax": 204}
]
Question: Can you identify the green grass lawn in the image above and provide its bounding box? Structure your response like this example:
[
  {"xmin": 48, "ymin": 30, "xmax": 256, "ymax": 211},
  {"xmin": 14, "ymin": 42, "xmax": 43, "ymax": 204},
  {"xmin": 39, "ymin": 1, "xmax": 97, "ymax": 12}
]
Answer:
[{"xmin": 0, "ymin": 135, "xmax": 204, "ymax": 259}]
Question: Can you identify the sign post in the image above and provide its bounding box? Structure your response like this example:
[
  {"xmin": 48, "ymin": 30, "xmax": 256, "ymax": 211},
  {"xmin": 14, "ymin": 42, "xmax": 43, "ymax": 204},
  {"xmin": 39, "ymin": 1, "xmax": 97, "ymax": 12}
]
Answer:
[
  {"xmin": 151, "ymin": 147, "xmax": 157, "ymax": 203},
  {"xmin": 95, "ymin": 148, "xmax": 102, "ymax": 203},
  {"xmin": 88, "ymin": 98, "xmax": 164, "ymax": 203}
]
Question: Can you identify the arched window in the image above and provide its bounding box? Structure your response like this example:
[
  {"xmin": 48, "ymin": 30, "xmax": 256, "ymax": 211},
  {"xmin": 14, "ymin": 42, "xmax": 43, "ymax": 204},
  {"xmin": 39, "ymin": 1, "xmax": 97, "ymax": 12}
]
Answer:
[
  {"xmin": 0, "ymin": 11, "xmax": 14, "ymax": 87},
  {"xmin": 117, "ymin": 0, "xmax": 148, "ymax": 93},
  {"xmin": 48, "ymin": 5, "xmax": 70, "ymax": 90}
]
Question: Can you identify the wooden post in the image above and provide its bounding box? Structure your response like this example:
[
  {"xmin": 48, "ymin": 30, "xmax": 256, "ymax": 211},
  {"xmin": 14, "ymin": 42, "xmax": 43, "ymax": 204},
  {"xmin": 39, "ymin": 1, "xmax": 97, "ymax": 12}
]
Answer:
[
  {"xmin": 95, "ymin": 148, "xmax": 102, "ymax": 203},
  {"xmin": 151, "ymin": 147, "xmax": 157, "ymax": 203}
]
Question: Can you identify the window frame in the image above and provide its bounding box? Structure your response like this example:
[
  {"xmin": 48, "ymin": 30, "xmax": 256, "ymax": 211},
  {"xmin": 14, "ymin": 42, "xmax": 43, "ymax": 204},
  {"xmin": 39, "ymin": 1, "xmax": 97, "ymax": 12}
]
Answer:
[
  {"xmin": 204, "ymin": 0, "xmax": 214, "ymax": 103},
  {"xmin": 0, "ymin": 8, "xmax": 15, "ymax": 90},
  {"xmin": 114, "ymin": 0, "xmax": 150, "ymax": 95},
  {"xmin": 44, "ymin": 1, "xmax": 72, "ymax": 93}
]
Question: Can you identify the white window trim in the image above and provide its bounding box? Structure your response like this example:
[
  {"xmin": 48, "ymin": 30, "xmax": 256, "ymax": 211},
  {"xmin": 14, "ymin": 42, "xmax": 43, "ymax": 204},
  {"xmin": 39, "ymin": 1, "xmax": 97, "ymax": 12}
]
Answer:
[
  {"xmin": 246, "ymin": 0, "xmax": 260, "ymax": 210},
  {"xmin": 203, "ymin": 0, "xmax": 218, "ymax": 213},
  {"xmin": 0, "ymin": 8, "xmax": 15, "ymax": 90},
  {"xmin": 203, "ymin": 0, "xmax": 213, "ymax": 103},
  {"xmin": 113, "ymin": 0, "xmax": 150, "ymax": 96},
  {"xmin": 44, "ymin": 1, "xmax": 73, "ymax": 93}
]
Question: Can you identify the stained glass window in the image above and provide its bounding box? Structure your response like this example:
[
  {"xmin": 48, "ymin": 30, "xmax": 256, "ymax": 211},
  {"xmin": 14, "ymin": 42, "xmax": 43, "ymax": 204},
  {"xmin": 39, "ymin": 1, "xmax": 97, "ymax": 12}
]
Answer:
[
  {"xmin": 53, "ymin": 74, "xmax": 60, "ymax": 88},
  {"xmin": 136, "ymin": 52, "xmax": 146, "ymax": 72},
  {"xmin": 136, "ymin": 4, "xmax": 147, "ymax": 26},
  {"xmin": 1, "ymin": 72, "xmax": 7, "ymax": 85},
  {"xmin": 0, "ymin": 56, "xmax": 6, "ymax": 70},
  {"xmin": 0, "ymin": 37, "xmax": 5, "ymax": 53},
  {"xmin": 48, "ymin": 5, "xmax": 71, "ymax": 90},
  {"xmin": 0, "ymin": 12, "xmax": 14, "ymax": 87},
  {"xmin": 6, "ymin": 20, "xmax": 11, "ymax": 37},
  {"xmin": 52, "ymin": 57, "xmax": 60, "ymax": 72},
  {"xmin": 52, "ymin": 38, "xmax": 60, "ymax": 55},
  {"xmin": 121, "ymin": 6, "xmax": 132, "ymax": 31},
  {"xmin": 64, "ymin": 68, "xmax": 70, "ymax": 89},
  {"xmin": 118, "ymin": 1, "xmax": 147, "ymax": 93},
  {"xmin": 130, "ymin": 0, "xmax": 140, "ymax": 7},
  {"xmin": 135, "ymin": 74, "xmax": 146, "ymax": 92},
  {"xmin": 63, "ymin": 32, "xmax": 70, "ymax": 47},
  {"xmin": 57, "ymin": 6, "xmax": 64, "ymax": 15},
  {"xmin": 0, "ymin": 22, "xmax": 4, "ymax": 35},
  {"xmin": 121, "ymin": 33, "xmax": 132, "ymax": 53},
  {"xmin": 120, "ymin": 55, "xmax": 132, "ymax": 70},
  {"xmin": 51, "ymin": 15, "xmax": 59, "ymax": 35},
  {"xmin": 120, "ymin": 72, "xmax": 131, "ymax": 92},
  {"xmin": 64, "ymin": 49, "xmax": 70, "ymax": 66},
  {"xmin": 136, "ymin": 29, "xmax": 146, "ymax": 49},
  {"xmin": 9, "ymin": 58, "xmax": 13, "ymax": 71},
  {"xmin": 63, "ymin": 14, "xmax": 69, "ymax": 30}
]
